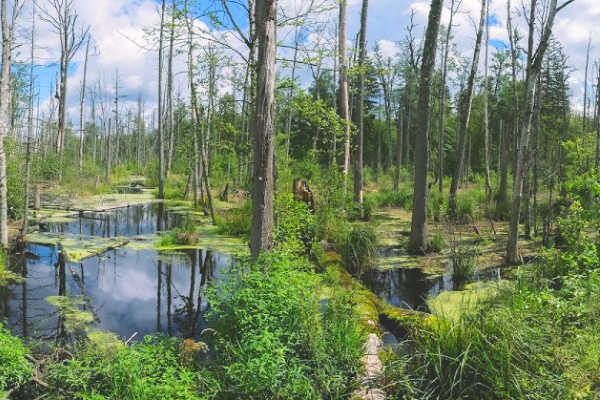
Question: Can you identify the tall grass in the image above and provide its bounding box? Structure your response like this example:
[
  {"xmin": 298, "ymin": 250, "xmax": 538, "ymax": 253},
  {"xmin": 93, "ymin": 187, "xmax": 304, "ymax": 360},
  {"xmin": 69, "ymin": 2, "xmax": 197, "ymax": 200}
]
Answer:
[{"xmin": 338, "ymin": 224, "xmax": 377, "ymax": 276}]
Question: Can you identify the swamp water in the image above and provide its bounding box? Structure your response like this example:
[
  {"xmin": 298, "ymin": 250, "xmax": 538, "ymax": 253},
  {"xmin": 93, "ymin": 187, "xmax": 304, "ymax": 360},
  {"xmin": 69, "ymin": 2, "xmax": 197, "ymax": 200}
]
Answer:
[
  {"xmin": 365, "ymin": 246, "xmax": 505, "ymax": 312},
  {"xmin": 0, "ymin": 203, "xmax": 233, "ymax": 341}
]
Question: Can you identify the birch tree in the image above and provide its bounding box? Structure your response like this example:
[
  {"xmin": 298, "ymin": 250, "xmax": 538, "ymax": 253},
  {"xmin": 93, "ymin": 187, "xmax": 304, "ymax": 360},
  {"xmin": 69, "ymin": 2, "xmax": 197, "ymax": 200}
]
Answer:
[{"xmin": 0, "ymin": 0, "xmax": 21, "ymax": 247}]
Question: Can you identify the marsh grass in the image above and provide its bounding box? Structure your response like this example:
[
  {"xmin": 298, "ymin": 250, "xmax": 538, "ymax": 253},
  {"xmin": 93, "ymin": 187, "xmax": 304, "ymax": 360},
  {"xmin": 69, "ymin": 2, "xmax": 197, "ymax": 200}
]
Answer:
[
  {"xmin": 450, "ymin": 245, "xmax": 478, "ymax": 284},
  {"xmin": 338, "ymin": 224, "xmax": 377, "ymax": 276}
]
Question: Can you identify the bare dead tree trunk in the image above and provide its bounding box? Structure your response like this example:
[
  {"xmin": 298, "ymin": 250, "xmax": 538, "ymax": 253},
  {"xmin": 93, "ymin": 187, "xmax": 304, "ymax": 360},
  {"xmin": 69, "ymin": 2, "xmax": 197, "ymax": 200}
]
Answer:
[
  {"xmin": 394, "ymin": 107, "xmax": 403, "ymax": 191},
  {"xmin": 354, "ymin": 0, "xmax": 368, "ymax": 208},
  {"xmin": 21, "ymin": 3, "xmax": 34, "ymax": 238},
  {"xmin": 449, "ymin": 0, "xmax": 485, "ymax": 218},
  {"xmin": 79, "ymin": 36, "xmax": 90, "ymax": 171},
  {"xmin": 250, "ymin": 0, "xmax": 277, "ymax": 258},
  {"xmin": 157, "ymin": 0, "xmax": 166, "ymax": 200},
  {"xmin": 105, "ymin": 118, "xmax": 111, "ymax": 182},
  {"xmin": 409, "ymin": 0, "xmax": 443, "ymax": 253},
  {"xmin": 482, "ymin": 0, "xmax": 492, "ymax": 201},
  {"xmin": 166, "ymin": 0, "xmax": 176, "ymax": 177},
  {"xmin": 0, "ymin": 0, "xmax": 20, "ymax": 247},
  {"xmin": 437, "ymin": 0, "xmax": 458, "ymax": 193},
  {"xmin": 137, "ymin": 94, "xmax": 142, "ymax": 172},
  {"xmin": 339, "ymin": 0, "xmax": 351, "ymax": 197}
]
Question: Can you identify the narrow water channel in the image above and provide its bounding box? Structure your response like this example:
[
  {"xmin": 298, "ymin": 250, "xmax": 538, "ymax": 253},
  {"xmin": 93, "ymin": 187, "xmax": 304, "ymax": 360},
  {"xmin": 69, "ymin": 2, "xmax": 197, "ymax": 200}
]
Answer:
[{"xmin": 0, "ymin": 203, "xmax": 233, "ymax": 342}]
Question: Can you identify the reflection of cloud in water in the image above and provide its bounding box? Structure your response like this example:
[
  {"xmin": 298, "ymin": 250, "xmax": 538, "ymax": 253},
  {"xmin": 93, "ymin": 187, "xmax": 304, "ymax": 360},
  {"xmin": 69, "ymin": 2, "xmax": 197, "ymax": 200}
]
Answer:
[{"xmin": 1, "ymin": 231, "xmax": 232, "ymax": 340}]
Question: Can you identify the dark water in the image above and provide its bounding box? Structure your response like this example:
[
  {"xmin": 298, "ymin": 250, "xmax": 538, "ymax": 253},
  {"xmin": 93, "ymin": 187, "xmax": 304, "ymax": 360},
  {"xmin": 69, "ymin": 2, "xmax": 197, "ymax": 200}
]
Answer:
[
  {"xmin": 41, "ymin": 203, "xmax": 183, "ymax": 237},
  {"xmin": 0, "ymin": 204, "xmax": 233, "ymax": 341},
  {"xmin": 364, "ymin": 262, "xmax": 504, "ymax": 312}
]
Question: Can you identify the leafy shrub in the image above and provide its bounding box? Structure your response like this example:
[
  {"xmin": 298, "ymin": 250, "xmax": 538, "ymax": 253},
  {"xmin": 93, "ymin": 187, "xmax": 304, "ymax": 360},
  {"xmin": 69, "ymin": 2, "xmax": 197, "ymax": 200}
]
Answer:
[
  {"xmin": 338, "ymin": 224, "xmax": 377, "ymax": 276},
  {"xmin": 45, "ymin": 335, "xmax": 215, "ymax": 400},
  {"xmin": 207, "ymin": 253, "xmax": 363, "ymax": 399},
  {"xmin": 0, "ymin": 324, "xmax": 32, "ymax": 391},
  {"xmin": 274, "ymin": 193, "xmax": 315, "ymax": 255}
]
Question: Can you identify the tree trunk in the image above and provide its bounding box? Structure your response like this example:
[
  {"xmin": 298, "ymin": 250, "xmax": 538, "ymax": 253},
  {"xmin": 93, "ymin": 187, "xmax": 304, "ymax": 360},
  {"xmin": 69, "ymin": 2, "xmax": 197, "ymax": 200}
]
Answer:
[
  {"xmin": 394, "ymin": 108, "xmax": 403, "ymax": 191},
  {"xmin": 449, "ymin": 0, "xmax": 485, "ymax": 217},
  {"xmin": 409, "ymin": 0, "xmax": 443, "ymax": 253},
  {"xmin": 79, "ymin": 37, "xmax": 90, "ymax": 171},
  {"xmin": 166, "ymin": 0, "xmax": 176, "ymax": 177},
  {"xmin": 437, "ymin": 0, "xmax": 456, "ymax": 194},
  {"xmin": 0, "ymin": 0, "xmax": 16, "ymax": 247},
  {"xmin": 482, "ymin": 0, "xmax": 492, "ymax": 201},
  {"xmin": 157, "ymin": 0, "xmax": 166, "ymax": 200},
  {"xmin": 21, "ymin": 4, "xmax": 34, "ymax": 238},
  {"xmin": 339, "ymin": 0, "xmax": 351, "ymax": 197},
  {"xmin": 354, "ymin": 0, "xmax": 368, "ymax": 207},
  {"xmin": 250, "ymin": 0, "xmax": 277, "ymax": 258}
]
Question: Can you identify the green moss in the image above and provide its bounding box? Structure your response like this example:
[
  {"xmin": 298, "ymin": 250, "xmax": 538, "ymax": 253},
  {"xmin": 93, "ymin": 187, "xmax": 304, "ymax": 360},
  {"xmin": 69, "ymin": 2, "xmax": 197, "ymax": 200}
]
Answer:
[
  {"xmin": 26, "ymin": 233, "xmax": 130, "ymax": 262},
  {"xmin": 155, "ymin": 223, "xmax": 248, "ymax": 256},
  {"xmin": 87, "ymin": 330, "xmax": 125, "ymax": 357},
  {"xmin": 428, "ymin": 280, "xmax": 512, "ymax": 322}
]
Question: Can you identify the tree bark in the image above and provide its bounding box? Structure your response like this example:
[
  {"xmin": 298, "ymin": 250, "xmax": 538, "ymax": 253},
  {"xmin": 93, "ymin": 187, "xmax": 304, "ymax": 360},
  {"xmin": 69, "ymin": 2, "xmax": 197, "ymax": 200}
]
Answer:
[
  {"xmin": 79, "ymin": 36, "xmax": 90, "ymax": 171},
  {"xmin": 354, "ymin": 0, "xmax": 368, "ymax": 207},
  {"xmin": 339, "ymin": 0, "xmax": 351, "ymax": 197},
  {"xmin": 166, "ymin": 0, "xmax": 176, "ymax": 177},
  {"xmin": 482, "ymin": 0, "xmax": 492, "ymax": 201},
  {"xmin": 437, "ymin": 0, "xmax": 457, "ymax": 194},
  {"xmin": 409, "ymin": 0, "xmax": 443, "ymax": 253},
  {"xmin": 0, "ymin": 0, "xmax": 18, "ymax": 247},
  {"xmin": 21, "ymin": 3, "xmax": 34, "ymax": 238},
  {"xmin": 250, "ymin": 0, "xmax": 277, "ymax": 258},
  {"xmin": 157, "ymin": 0, "xmax": 166, "ymax": 200}
]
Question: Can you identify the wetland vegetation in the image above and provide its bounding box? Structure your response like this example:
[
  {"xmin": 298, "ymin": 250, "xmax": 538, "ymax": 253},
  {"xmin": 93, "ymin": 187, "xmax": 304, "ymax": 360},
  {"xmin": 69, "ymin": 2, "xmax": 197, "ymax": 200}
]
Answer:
[{"xmin": 0, "ymin": 0, "xmax": 598, "ymax": 399}]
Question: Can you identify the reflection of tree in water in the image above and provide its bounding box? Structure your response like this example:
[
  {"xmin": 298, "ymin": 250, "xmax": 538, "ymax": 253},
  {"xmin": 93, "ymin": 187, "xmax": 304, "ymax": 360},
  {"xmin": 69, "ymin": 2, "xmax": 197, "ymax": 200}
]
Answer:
[
  {"xmin": 172, "ymin": 250, "xmax": 215, "ymax": 338},
  {"xmin": 55, "ymin": 251, "xmax": 67, "ymax": 344}
]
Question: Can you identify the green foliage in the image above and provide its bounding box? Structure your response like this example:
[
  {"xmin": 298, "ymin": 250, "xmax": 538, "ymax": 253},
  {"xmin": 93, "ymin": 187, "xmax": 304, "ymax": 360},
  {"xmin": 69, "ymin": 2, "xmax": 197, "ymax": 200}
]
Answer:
[
  {"xmin": 45, "ymin": 335, "xmax": 215, "ymax": 400},
  {"xmin": 427, "ymin": 189, "xmax": 446, "ymax": 222},
  {"xmin": 385, "ymin": 197, "xmax": 600, "ymax": 399},
  {"xmin": 450, "ymin": 245, "xmax": 477, "ymax": 284},
  {"xmin": 374, "ymin": 188, "xmax": 412, "ymax": 210},
  {"xmin": 536, "ymin": 201, "xmax": 600, "ymax": 285},
  {"xmin": 454, "ymin": 192, "xmax": 479, "ymax": 223},
  {"xmin": 0, "ymin": 324, "xmax": 32, "ymax": 392},
  {"xmin": 158, "ymin": 218, "xmax": 199, "ymax": 247},
  {"xmin": 216, "ymin": 201, "xmax": 252, "ymax": 237},
  {"xmin": 274, "ymin": 194, "xmax": 315, "ymax": 256},
  {"xmin": 207, "ymin": 253, "xmax": 364, "ymax": 399},
  {"xmin": 338, "ymin": 224, "xmax": 377, "ymax": 276},
  {"xmin": 429, "ymin": 232, "xmax": 446, "ymax": 253},
  {"xmin": 0, "ymin": 252, "xmax": 20, "ymax": 286}
]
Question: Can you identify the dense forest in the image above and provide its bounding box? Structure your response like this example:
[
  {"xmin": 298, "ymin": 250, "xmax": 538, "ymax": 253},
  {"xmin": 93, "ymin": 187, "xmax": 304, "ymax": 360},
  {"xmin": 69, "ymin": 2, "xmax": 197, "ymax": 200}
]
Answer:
[{"xmin": 1, "ymin": 0, "xmax": 599, "ymax": 399}]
